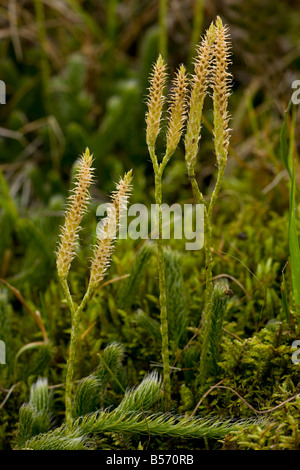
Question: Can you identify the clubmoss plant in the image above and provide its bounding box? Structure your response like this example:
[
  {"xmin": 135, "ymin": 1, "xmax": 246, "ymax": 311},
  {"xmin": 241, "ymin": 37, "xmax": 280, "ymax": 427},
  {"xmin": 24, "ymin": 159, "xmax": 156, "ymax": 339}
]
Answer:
[
  {"xmin": 56, "ymin": 148, "xmax": 132, "ymax": 428},
  {"xmin": 18, "ymin": 371, "xmax": 251, "ymax": 450},
  {"xmin": 146, "ymin": 55, "xmax": 188, "ymax": 410},
  {"xmin": 198, "ymin": 281, "xmax": 231, "ymax": 385},
  {"xmin": 184, "ymin": 17, "xmax": 232, "ymax": 381},
  {"xmin": 146, "ymin": 16, "xmax": 232, "ymax": 402}
]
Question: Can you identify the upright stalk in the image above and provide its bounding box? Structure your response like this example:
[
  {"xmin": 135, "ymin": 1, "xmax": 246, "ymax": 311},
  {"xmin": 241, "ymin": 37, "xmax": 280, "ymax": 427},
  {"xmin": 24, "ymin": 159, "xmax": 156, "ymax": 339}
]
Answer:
[
  {"xmin": 187, "ymin": 170, "xmax": 213, "ymax": 330},
  {"xmin": 189, "ymin": 179, "xmax": 212, "ymax": 313},
  {"xmin": 151, "ymin": 151, "xmax": 171, "ymax": 410},
  {"xmin": 199, "ymin": 163, "xmax": 226, "ymax": 329},
  {"xmin": 64, "ymin": 285, "xmax": 91, "ymax": 429},
  {"xmin": 56, "ymin": 149, "xmax": 132, "ymax": 427},
  {"xmin": 184, "ymin": 23, "xmax": 216, "ymax": 326},
  {"xmin": 146, "ymin": 58, "xmax": 187, "ymax": 409},
  {"xmin": 184, "ymin": 18, "xmax": 232, "ymax": 380}
]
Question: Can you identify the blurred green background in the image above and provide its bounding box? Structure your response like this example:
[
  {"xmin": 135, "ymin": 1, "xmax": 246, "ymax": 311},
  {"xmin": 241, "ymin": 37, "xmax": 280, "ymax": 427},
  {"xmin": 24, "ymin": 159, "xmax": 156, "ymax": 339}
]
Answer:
[{"xmin": 1, "ymin": 0, "xmax": 299, "ymax": 204}]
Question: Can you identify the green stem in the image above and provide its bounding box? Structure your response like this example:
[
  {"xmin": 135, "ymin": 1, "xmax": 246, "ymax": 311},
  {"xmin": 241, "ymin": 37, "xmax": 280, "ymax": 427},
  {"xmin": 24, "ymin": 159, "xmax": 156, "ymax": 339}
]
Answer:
[
  {"xmin": 61, "ymin": 279, "xmax": 92, "ymax": 430},
  {"xmin": 156, "ymin": 174, "xmax": 171, "ymax": 410},
  {"xmin": 201, "ymin": 92, "xmax": 228, "ymax": 326},
  {"xmin": 208, "ymin": 164, "xmax": 225, "ymax": 219},
  {"xmin": 197, "ymin": 163, "xmax": 226, "ymax": 388},
  {"xmin": 187, "ymin": 165, "xmax": 226, "ymax": 389},
  {"xmin": 188, "ymin": 168, "xmax": 206, "ymax": 206},
  {"xmin": 201, "ymin": 163, "xmax": 225, "ymax": 327},
  {"xmin": 150, "ymin": 147, "xmax": 171, "ymax": 410},
  {"xmin": 60, "ymin": 278, "xmax": 75, "ymax": 317},
  {"xmin": 203, "ymin": 211, "xmax": 212, "ymax": 322},
  {"xmin": 187, "ymin": 169, "xmax": 211, "ymax": 316}
]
